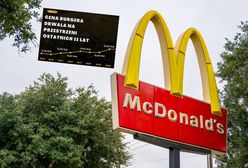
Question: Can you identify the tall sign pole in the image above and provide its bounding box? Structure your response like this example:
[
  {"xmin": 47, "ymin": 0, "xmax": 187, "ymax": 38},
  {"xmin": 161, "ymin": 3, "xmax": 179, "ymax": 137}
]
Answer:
[{"xmin": 169, "ymin": 148, "xmax": 180, "ymax": 168}]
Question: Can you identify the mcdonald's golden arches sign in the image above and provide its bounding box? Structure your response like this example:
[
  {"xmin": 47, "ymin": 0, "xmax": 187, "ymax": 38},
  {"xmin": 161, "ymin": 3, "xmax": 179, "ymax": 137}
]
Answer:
[{"xmin": 111, "ymin": 11, "xmax": 227, "ymax": 154}]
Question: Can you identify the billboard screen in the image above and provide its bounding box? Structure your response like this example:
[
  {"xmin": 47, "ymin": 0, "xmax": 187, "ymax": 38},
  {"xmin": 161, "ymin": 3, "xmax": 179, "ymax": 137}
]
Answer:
[{"xmin": 38, "ymin": 8, "xmax": 119, "ymax": 68}]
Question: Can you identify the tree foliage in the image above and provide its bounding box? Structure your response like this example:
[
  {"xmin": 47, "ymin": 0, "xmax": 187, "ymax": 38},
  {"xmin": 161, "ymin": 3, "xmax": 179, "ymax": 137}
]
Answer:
[
  {"xmin": 0, "ymin": 73, "xmax": 129, "ymax": 168},
  {"xmin": 215, "ymin": 21, "xmax": 248, "ymax": 168},
  {"xmin": 0, "ymin": 0, "xmax": 42, "ymax": 52}
]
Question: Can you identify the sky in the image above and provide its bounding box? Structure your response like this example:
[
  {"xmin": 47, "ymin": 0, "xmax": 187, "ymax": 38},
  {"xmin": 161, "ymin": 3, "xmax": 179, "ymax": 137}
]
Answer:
[{"xmin": 0, "ymin": 0, "xmax": 248, "ymax": 167}]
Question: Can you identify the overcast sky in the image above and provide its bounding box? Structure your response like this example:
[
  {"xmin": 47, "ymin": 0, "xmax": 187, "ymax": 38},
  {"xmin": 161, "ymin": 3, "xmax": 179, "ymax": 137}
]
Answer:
[{"xmin": 0, "ymin": 0, "xmax": 247, "ymax": 167}]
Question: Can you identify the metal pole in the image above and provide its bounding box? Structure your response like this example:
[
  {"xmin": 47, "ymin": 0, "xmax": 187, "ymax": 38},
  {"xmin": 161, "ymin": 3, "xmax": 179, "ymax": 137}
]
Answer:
[
  {"xmin": 207, "ymin": 154, "xmax": 213, "ymax": 168},
  {"xmin": 169, "ymin": 147, "xmax": 180, "ymax": 168}
]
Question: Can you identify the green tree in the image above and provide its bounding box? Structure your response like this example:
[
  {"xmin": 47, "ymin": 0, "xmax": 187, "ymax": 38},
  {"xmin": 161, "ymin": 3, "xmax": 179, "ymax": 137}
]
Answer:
[
  {"xmin": 0, "ymin": 73, "xmax": 130, "ymax": 168},
  {"xmin": 215, "ymin": 21, "xmax": 248, "ymax": 168},
  {"xmin": 0, "ymin": 0, "xmax": 42, "ymax": 52}
]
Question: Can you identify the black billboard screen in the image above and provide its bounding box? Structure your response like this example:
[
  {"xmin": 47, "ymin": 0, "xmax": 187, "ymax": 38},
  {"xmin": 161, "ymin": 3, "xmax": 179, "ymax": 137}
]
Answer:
[{"xmin": 38, "ymin": 8, "xmax": 119, "ymax": 68}]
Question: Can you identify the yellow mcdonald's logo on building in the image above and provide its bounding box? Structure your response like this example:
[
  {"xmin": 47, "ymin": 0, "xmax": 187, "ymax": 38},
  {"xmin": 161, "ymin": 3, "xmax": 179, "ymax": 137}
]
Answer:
[{"xmin": 122, "ymin": 10, "xmax": 221, "ymax": 116}]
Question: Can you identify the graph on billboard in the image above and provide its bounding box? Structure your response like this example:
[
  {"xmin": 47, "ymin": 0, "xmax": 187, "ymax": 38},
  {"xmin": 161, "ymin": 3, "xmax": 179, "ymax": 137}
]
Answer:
[{"xmin": 38, "ymin": 8, "xmax": 119, "ymax": 68}]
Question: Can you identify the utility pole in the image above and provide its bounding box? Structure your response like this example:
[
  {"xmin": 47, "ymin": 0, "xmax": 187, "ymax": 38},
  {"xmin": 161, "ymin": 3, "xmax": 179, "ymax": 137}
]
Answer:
[{"xmin": 207, "ymin": 154, "xmax": 213, "ymax": 168}]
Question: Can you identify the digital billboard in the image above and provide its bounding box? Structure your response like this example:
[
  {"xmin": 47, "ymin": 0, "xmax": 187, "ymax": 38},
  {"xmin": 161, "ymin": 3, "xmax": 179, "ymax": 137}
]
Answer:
[{"xmin": 38, "ymin": 8, "xmax": 119, "ymax": 68}]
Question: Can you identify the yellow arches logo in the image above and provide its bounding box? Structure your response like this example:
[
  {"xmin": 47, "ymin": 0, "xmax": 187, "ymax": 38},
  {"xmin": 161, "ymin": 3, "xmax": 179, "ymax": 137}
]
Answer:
[{"xmin": 122, "ymin": 10, "xmax": 221, "ymax": 116}]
